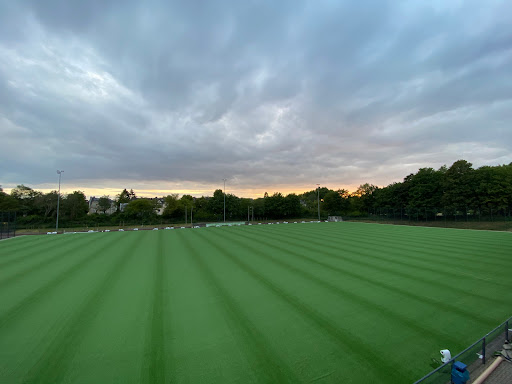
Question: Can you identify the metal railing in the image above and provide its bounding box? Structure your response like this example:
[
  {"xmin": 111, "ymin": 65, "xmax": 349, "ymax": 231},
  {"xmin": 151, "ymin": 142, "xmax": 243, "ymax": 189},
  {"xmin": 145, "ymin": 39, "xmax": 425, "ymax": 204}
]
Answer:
[{"xmin": 414, "ymin": 316, "xmax": 511, "ymax": 383}]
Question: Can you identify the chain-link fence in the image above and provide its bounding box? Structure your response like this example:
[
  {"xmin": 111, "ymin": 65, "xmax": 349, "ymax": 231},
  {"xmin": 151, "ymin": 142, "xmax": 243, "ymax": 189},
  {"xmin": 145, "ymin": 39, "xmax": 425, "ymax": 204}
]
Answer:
[
  {"xmin": 358, "ymin": 207, "xmax": 512, "ymax": 222},
  {"xmin": 414, "ymin": 316, "xmax": 511, "ymax": 383},
  {"xmin": 0, "ymin": 211, "xmax": 17, "ymax": 239}
]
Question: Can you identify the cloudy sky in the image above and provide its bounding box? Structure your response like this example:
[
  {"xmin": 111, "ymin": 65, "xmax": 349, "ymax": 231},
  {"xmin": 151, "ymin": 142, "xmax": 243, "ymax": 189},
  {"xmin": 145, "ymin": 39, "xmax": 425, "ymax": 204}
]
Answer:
[{"xmin": 1, "ymin": 0, "xmax": 511, "ymax": 198}]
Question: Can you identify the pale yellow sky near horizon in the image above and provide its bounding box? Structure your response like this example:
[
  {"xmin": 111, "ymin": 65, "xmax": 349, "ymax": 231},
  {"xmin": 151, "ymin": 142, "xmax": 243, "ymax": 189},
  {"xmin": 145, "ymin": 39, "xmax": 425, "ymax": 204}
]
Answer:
[{"xmin": 3, "ymin": 183, "xmax": 362, "ymax": 200}]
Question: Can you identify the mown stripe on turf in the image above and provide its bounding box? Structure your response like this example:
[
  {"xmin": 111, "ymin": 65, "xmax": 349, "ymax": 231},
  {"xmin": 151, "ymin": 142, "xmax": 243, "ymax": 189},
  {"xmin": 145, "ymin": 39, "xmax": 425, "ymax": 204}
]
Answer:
[
  {"xmin": 209, "ymin": 229, "xmax": 468, "ymax": 345},
  {"xmin": 289, "ymin": 222, "xmax": 476, "ymax": 248},
  {"xmin": 21, "ymin": 233, "xmax": 145, "ymax": 384},
  {"xmin": 311, "ymin": 225, "xmax": 512, "ymax": 279},
  {"xmin": 240, "ymin": 226, "xmax": 505, "ymax": 307},
  {"xmin": 305, "ymin": 223, "xmax": 512, "ymax": 265},
  {"xmin": 0, "ymin": 235, "xmax": 96, "ymax": 289},
  {"xmin": 293, "ymin": 228, "xmax": 506, "ymax": 310},
  {"xmin": 0, "ymin": 236, "xmax": 47, "ymax": 257},
  {"xmin": 0, "ymin": 234, "xmax": 90, "ymax": 269},
  {"xmin": 313, "ymin": 225, "xmax": 512, "ymax": 272},
  {"xmin": 0, "ymin": 234, "xmax": 131, "ymax": 330},
  {"xmin": 240, "ymin": 225, "xmax": 510, "ymax": 312},
  {"xmin": 140, "ymin": 230, "xmax": 167, "ymax": 384},
  {"xmin": 194, "ymin": 230, "xmax": 410, "ymax": 383},
  {"xmin": 231, "ymin": 228, "xmax": 502, "ymax": 325},
  {"xmin": 179, "ymin": 231, "xmax": 302, "ymax": 384},
  {"xmin": 248, "ymin": 225, "xmax": 501, "ymax": 303},
  {"xmin": 270, "ymin": 226, "xmax": 512, "ymax": 289},
  {"xmin": 327, "ymin": 231, "xmax": 512, "ymax": 287}
]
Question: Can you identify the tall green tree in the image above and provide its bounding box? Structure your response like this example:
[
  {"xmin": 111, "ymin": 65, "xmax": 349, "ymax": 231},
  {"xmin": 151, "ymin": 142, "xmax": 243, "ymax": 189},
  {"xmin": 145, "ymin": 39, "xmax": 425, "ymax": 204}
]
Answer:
[
  {"xmin": 162, "ymin": 194, "xmax": 180, "ymax": 218},
  {"xmin": 264, "ymin": 193, "xmax": 285, "ymax": 219},
  {"xmin": 115, "ymin": 189, "xmax": 131, "ymax": 211},
  {"xmin": 34, "ymin": 191, "xmax": 58, "ymax": 219},
  {"xmin": 124, "ymin": 199, "xmax": 157, "ymax": 220},
  {"xmin": 181, "ymin": 195, "xmax": 194, "ymax": 207},
  {"xmin": 374, "ymin": 182, "xmax": 408, "ymax": 213},
  {"xmin": 225, "ymin": 193, "xmax": 241, "ymax": 219},
  {"xmin": 299, "ymin": 187, "xmax": 330, "ymax": 216},
  {"xmin": 0, "ymin": 190, "xmax": 19, "ymax": 211},
  {"xmin": 180, "ymin": 195, "xmax": 194, "ymax": 221},
  {"xmin": 10, "ymin": 185, "xmax": 40, "ymax": 200},
  {"xmin": 62, "ymin": 191, "xmax": 89, "ymax": 220},
  {"xmin": 10, "ymin": 185, "xmax": 41, "ymax": 215},
  {"xmin": 282, "ymin": 193, "xmax": 302, "ymax": 218},
  {"xmin": 404, "ymin": 167, "xmax": 444, "ymax": 209},
  {"xmin": 253, "ymin": 197, "xmax": 265, "ymax": 219},
  {"xmin": 193, "ymin": 196, "xmax": 215, "ymax": 221},
  {"xmin": 98, "ymin": 196, "xmax": 112, "ymax": 214},
  {"xmin": 351, "ymin": 183, "xmax": 378, "ymax": 214},
  {"xmin": 323, "ymin": 190, "xmax": 350, "ymax": 215},
  {"xmin": 208, "ymin": 189, "xmax": 225, "ymax": 218},
  {"xmin": 474, "ymin": 164, "xmax": 512, "ymax": 214},
  {"xmin": 442, "ymin": 160, "xmax": 475, "ymax": 210}
]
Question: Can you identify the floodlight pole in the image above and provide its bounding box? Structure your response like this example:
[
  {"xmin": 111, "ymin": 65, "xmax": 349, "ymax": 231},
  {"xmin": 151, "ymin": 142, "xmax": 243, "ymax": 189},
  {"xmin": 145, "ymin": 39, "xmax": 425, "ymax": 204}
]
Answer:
[
  {"xmin": 223, "ymin": 178, "xmax": 227, "ymax": 222},
  {"xmin": 316, "ymin": 184, "xmax": 320, "ymax": 221},
  {"xmin": 56, "ymin": 170, "xmax": 64, "ymax": 231}
]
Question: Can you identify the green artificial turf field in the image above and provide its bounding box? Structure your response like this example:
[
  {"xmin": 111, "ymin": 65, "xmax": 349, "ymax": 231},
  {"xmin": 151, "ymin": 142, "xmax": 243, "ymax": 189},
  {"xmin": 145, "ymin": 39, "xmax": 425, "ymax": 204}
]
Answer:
[{"xmin": 1, "ymin": 222, "xmax": 511, "ymax": 383}]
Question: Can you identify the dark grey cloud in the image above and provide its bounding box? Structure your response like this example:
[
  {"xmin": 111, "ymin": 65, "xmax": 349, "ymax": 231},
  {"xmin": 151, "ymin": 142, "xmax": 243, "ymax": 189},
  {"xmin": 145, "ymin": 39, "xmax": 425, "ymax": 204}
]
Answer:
[{"xmin": 1, "ymin": 0, "xmax": 511, "ymax": 196}]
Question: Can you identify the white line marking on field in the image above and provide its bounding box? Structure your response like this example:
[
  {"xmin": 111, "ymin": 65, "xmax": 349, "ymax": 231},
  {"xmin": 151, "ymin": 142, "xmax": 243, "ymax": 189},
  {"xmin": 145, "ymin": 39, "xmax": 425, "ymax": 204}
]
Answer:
[{"xmin": 0, "ymin": 235, "xmax": 26, "ymax": 242}]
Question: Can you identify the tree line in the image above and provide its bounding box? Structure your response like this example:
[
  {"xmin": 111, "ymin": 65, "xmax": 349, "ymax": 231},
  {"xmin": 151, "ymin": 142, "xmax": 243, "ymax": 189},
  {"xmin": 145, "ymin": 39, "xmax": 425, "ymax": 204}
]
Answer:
[
  {"xmin": 0, "ymin": 186, "xmax": 90, "ymax": 227},
  {"xmin": 355, "ymin": 160, "xmax": 512, "ymax": 220},
  {"xmin": 1, "ymin": 159, "xmax": 510, "ymax": 228}
]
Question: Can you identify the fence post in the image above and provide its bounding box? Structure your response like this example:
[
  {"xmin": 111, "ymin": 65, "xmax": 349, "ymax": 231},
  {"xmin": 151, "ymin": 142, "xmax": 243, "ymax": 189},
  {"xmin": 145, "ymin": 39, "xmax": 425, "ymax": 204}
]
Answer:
[
  {"xmin": 7, "ymin": 212, "xmax": 11, "ymax": 238},
  {"xmin": 482, "ymin": 337, "xmax": 486, "ymax": 364}
]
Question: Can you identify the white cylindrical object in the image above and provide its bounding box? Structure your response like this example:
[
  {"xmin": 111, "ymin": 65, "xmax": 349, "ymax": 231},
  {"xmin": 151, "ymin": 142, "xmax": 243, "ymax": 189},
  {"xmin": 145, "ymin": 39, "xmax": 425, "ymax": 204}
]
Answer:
[{"xmin": 440, "ymin": 349, "xmax": 452, "ymax": 363}]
